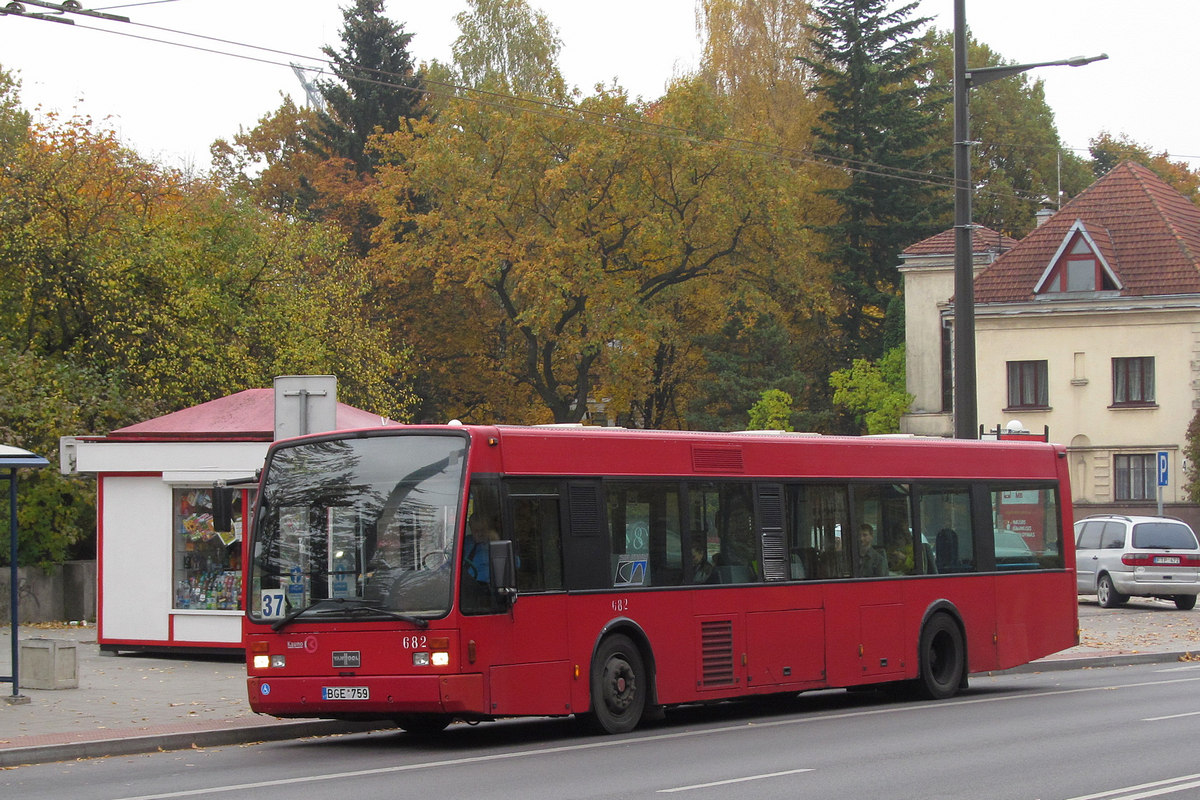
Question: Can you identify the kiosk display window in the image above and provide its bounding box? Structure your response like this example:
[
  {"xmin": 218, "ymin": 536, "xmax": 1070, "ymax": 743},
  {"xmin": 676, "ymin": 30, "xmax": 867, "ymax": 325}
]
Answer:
[{"xmin": 173, "ymin": 487, "xmax": 253, "ymax": 610}]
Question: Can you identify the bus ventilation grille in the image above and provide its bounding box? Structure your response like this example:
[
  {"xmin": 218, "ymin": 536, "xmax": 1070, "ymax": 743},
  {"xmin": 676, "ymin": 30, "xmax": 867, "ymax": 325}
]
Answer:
[
  {"xmin": 700, "ymin": 620, "xmax": 735, "ymax": 687},
  {"xmin": 692, "ymin": 446, "xmax": 744, "ymax": 473}
]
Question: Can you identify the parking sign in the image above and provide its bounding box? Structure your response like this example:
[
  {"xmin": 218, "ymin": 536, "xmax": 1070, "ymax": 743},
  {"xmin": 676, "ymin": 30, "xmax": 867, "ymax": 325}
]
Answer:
[{"xmin": 1158, "ymin": 451, "xmax": 1169, "ymax": 487}]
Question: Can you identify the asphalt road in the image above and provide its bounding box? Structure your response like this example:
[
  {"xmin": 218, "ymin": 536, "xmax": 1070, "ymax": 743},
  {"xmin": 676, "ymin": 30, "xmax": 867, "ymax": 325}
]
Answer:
[{"xmin": 4, "ymin": 660, "xmax": 1200, "ymax": 800}]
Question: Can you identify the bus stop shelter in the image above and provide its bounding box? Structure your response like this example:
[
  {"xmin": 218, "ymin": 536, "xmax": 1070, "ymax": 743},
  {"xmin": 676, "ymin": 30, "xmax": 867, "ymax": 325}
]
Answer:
[{"xmin": 2, "ymin": 444, "xmax": 50, "ymax": 705}]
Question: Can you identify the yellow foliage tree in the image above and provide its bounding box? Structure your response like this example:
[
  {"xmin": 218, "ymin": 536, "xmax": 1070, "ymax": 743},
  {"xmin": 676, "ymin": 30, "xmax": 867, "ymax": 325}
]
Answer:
[{"xmin": 370, "ymin": 78, "xmax": 826, "ymax": 425}]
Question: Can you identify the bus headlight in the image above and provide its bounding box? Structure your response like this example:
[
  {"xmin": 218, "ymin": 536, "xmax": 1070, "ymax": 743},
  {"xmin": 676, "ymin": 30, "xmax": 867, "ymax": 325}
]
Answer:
[
  {"xmin": 253, "ymin": 654, "xmax": 270, "ymax": 669},
  {"xmin": 413, "ymin": 651, "xmax": 451, "ymax": 667}
]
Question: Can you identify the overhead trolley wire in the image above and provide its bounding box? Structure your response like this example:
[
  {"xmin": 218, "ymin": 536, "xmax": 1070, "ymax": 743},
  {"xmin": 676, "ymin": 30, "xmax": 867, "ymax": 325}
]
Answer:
[{"xmin": 2, "ymin": 2, "xmax": 1130, "ymax": 207}]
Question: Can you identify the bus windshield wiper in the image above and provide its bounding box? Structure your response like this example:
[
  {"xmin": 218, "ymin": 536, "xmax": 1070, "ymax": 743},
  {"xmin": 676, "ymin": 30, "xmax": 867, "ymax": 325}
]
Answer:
[
  {"xmin": 271, "ymin": 597, "xmax": 429, "ymax": 631},
  {"xmin": 341, "ymin": 604, "xmax": 430, "ymax": 628}
]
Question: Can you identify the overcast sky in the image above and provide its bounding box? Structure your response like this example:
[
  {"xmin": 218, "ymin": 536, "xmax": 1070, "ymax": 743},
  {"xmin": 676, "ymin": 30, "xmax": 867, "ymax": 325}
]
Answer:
[{"xmin": 0, "ymin": 0, "xmax": 1194, "ymax": 170}]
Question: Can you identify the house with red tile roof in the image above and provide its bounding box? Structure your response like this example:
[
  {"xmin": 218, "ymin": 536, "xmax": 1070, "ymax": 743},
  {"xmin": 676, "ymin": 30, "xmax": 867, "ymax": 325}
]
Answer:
[{"xmin": 900, "ymin": 162, "xmax": 1199, "ymax": 519}]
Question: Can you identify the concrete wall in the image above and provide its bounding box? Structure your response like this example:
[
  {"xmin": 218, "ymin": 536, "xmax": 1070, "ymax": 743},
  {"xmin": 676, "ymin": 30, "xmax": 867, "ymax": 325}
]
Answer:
[{"xmin": 0, "ymin": 560, "xmax": 96, "ymax": 623}]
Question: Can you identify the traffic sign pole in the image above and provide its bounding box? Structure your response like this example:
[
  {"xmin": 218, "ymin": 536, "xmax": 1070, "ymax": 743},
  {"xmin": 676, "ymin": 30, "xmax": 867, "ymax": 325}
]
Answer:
[{"xmin": 1157, "ymin": 451, "xmax": 1168, "ymax": 516}]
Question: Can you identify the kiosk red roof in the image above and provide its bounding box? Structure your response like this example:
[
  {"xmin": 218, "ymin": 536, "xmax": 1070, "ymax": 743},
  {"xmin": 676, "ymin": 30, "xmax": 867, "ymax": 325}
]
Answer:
[{"xmin": 106, "ymin": 389, "xmax": 391, "ymax": 442}]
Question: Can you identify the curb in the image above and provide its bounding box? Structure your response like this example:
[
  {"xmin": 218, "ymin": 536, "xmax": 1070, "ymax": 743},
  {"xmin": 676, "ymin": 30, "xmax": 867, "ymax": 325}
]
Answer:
[
  {"xmin": 998, "ymin": 650, "xmax": 1197, "ymax": 674},
  {"xmin": 0, "ymin": 719, "xmax": 391, "ymax": 768}
]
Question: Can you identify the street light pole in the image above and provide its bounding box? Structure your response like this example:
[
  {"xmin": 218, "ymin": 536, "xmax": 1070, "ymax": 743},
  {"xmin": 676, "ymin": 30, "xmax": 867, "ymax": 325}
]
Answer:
[
  {"xmin": 951, "ymin": 0, "xmax": 1105, "ymax": 439},
  {"xmin": 952, "ymin": 0, "xmax": 974, "ymax": 440}
]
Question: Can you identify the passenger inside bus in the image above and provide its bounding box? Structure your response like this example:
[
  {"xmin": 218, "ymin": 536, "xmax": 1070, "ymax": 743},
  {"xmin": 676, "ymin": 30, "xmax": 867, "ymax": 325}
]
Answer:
[
  {"xmin": 463, "ymin": 512, "xmax": 500, "ymax": 583},
  {"xmin": 858, "ymin": 523, "xmax": 888, "ymax": 577},
  {"xmin": 691, "ymin": 543, "xmax": 714, "ymax": 583}
]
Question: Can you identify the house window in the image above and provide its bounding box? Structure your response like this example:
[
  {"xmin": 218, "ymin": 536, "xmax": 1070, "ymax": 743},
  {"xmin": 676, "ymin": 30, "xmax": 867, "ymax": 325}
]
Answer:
[
  {"xmin": 1114, "ymin": 454, "xmax": 1157, "ymax": 501},
  {"xmin": 1007, "ymin": 360, "xmax": 1048, "ymax": 409},
  {"xmin": 1112, "ymin": 357, "xmax": 1154, "ymax": 406},
  {"xmin": 1037, "ymin": 230, "xmax": 1117, "ymax": 295}
]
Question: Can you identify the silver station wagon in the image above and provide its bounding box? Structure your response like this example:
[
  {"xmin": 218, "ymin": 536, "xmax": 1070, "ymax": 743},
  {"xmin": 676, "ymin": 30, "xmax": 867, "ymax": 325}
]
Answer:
[{"xmin": 1074, "ymin": 515, "xmax": 1200, "ymax": 610}]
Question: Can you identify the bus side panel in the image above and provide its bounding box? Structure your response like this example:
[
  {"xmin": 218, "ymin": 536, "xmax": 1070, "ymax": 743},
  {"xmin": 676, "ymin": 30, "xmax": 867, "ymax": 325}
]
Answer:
[
  {"xmin": 565, "ymin": 590, "xmax": 698, "ymax": 711},
  {"xmin": 458, "ymin": 593, "xmax": 571, "ymax": 715},
  {"xmin": 993, "ymin": 570, "xmax": 1079, "ymax": 669}
]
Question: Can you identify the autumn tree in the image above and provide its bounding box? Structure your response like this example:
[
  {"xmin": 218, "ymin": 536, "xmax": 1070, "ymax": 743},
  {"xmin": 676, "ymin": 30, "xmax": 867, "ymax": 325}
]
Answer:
[
  {"xmin": 919, "ymin": 30, "xmax": 1092, "ymax": 237},
  {"xmin": 1186, "ymin": 408, "xmax": 1200, "ymax": 503},
  {"xmin": 697, "ymin": 0, "xmax": 820, "ymax": 146},
  {"xmin": 0, "ymin": 107, "xmax": 414, "ymax": 561},
  {"xmin": 802, "ymin": 0, "xmax": 946, "ymax": 363},
  {"xmin": 747, "ymin": 388, "xmax": 795, "ymax": 431},
  {"xmin": 370, "ymin": 79, "xmax": 817, "ymax": 424},
  {"xmin": 829, "ymin": 344, "xmax": 911, "ymax": 434},
  {"xmin": 452, "ymin": 0, "xmax": 565, "ymax": 98},
  {"xmin": 211, "ymin": 96, "xmax": 322, "ymax": 215},
  {"xmin": 1089, "ymin": 132, "xmax": 1200, "ymax": 201}
]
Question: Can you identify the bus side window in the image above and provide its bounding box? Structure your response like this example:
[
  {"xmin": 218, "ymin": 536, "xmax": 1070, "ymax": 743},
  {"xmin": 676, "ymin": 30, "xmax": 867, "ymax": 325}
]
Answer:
[
  {"xmin": 851, "ymin": 483, "xmax": 915, "ymax": 576},
  {"xmin": 607, "ymin": 481, "xmax": 683, "ymax": 588},
  {"xmin": 687, "ymin": 482, "xmax": 759, "ymax": 583},
  {"xmin": 460, "ymin": 479, "xmax": 503, "ymax": 615},
  {"xmin": 989, "ymin": 484, "xmax": 1062, "ymax": 569},
  {"xmin": 789, "ymin": 484, "xmax": 849, "ymax": 580},
  {"xmin": 917, "ymin": 486, "xmax": 974, "ymax": 573},
  {"xmin": 507, "ymin": 480, "xmax": 564, "ymax": 593}
]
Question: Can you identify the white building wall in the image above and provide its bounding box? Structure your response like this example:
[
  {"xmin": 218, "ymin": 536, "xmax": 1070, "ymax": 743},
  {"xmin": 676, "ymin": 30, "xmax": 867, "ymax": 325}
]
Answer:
[{"xmin": 975, "ymin": 303, "xmax": 1200, "ymax": 504}]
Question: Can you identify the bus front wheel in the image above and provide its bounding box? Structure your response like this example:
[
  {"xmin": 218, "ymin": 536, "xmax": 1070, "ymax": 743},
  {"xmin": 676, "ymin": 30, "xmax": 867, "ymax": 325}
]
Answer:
[
  {"xmin": 586, "ymin": 634, "xmax": 646, "ymax": 734},
  {"xmin": 917, "ymin": 613, "xmax": 964, "ymax": 700}
]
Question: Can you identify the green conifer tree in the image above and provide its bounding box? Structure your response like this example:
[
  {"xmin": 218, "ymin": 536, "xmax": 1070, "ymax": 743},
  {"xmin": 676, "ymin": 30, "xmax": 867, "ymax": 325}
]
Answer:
[
  {"xmin": 802, "ymin": 0, "xmax": 947, "ymax": 363},
  {"xmin": 311, "ymin": 0, "xmax": 426, "ymax": 173}
]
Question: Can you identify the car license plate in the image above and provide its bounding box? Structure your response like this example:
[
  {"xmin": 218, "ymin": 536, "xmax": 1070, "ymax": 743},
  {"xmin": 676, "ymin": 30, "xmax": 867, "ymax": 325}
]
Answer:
[
  {"xmin": 322, "ymin": 686, "xmax": 369, "ymax": 701},
  {"xmin": 1155, "ymin": 556, "xmax": 1181, "ymax": 565}
]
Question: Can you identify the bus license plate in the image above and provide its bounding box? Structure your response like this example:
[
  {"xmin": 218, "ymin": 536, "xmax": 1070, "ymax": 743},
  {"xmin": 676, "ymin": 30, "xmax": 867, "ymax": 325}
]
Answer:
[
  {"xmin": 1155, "ymin": 556, "xmax": 1181, "ymax": 565},
  {"xmin": 322, "ymin": 686, "xmax": 369, "ymax": 701}
]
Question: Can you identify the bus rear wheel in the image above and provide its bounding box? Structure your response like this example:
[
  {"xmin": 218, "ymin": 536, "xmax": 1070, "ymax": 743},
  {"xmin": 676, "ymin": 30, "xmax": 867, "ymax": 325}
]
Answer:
[
  {"xmin": 918, "ymin": 613, "xmax": 964, "ymax": 700},
  {"xmin": 586, "ymin": 634, "xmax": 646, "ymax": 734}
]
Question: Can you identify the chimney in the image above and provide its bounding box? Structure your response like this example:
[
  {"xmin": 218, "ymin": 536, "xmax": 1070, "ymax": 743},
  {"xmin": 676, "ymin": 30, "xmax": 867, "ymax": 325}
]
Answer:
[{"xmin": 1035, "ymin": 208, "xmax": 1054, "ymax": 227}]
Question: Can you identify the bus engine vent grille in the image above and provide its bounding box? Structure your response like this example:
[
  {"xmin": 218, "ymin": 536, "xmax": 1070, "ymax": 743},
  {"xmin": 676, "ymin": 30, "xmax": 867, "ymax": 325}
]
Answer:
[
  {"xmin": 692, "ymin": 446, "xmax": 744, "ymax": 474},
  {"xmin": 699, "ymin": 620, "xmax": 735, "ymax": 687}
]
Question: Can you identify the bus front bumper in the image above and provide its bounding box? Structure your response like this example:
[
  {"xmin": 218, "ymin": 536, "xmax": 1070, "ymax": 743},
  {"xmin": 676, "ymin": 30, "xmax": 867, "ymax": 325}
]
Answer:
[{"xmin": 247, "ymin": 673, "xmax": 486, "ymax": 718}]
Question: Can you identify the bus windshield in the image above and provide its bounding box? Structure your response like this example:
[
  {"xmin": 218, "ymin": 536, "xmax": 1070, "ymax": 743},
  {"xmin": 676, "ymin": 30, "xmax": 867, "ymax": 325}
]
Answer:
[{"xmin": 248, "ymin": 433, "xmax": 467, "ymax": 626}]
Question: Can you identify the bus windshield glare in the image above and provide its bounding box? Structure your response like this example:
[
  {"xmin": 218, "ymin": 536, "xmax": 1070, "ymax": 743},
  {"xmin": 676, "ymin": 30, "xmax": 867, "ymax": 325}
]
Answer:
[{"xmin": 248, "ymin": 433, "xmax": 467, "ymax": 626}]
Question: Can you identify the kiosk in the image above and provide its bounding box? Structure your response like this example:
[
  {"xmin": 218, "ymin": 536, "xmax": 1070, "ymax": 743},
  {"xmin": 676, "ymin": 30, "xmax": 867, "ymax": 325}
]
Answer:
[{"xmin": 61, "ymin": 377, "xmax": 390, "ymax": 652}]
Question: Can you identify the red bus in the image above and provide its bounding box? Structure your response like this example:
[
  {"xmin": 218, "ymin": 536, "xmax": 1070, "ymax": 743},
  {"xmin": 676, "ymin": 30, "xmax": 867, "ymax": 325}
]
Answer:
[{"xmin": 243, "ymin": 425, "xmax": 1077, "ymax": 734}]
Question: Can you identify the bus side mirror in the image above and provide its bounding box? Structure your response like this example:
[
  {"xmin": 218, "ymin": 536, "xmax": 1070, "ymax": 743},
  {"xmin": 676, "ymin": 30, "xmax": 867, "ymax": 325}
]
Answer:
[
  {"xmin": 212, "ymin": 487, "xmax": 235, "ymax": 533},
  {"xmin": 488, "ymin": 540, "xmax": 518, "ymax": 606}
]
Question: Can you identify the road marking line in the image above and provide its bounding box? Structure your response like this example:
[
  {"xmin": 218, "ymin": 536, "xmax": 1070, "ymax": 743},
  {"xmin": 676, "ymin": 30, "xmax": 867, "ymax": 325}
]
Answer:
[
  {"xmin": 1141, "ymin": 710, "xmax": 1200, "ymax": 721},
  {"xmin": 1063, "ymin": 773, "xmax": 1200, "ymax": 800},
  {"xmin": 109, "ymin": 675, "xmax": 1200, "ymax": 800},
  {"xmin": 658, "ymin": 768, "xmax": 814, "ymax": 793}
]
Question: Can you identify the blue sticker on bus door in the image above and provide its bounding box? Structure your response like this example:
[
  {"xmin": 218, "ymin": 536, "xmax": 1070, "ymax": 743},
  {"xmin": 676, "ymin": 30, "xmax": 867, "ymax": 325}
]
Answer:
[{"xmin": 614, "ymin": 557, "xmax": 647, "ymax": 587}]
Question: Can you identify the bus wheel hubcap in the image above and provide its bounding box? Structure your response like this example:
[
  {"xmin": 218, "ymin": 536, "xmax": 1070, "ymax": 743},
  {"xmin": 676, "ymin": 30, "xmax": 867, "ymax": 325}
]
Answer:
[{"xmin": 605, "ymin": 659, "xmax": 635, "ymax": 712}]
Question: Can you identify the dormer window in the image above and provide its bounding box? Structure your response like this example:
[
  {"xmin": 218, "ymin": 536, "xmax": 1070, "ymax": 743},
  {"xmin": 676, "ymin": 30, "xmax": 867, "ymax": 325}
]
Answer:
[{"xmin": 1034, "ymin": 221, "xmax": 1121, "ymax": 296}]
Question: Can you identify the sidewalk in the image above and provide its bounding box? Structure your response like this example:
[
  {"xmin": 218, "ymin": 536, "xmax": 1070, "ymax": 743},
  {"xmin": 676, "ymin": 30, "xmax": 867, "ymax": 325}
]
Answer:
[
  {"xmin": 3, "ymin": 599, "xmax": 1199, "ymax": 767},
  {"xmin": 0, "ymin": 624, "xmax": 379, "ymax": 767}
]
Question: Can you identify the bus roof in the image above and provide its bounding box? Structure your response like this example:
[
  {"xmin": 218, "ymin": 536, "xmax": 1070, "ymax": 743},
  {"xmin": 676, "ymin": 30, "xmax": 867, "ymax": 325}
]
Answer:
[{"xmin": 281, "ymin": 424, "xmax": 1066, "ymax": 484}]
